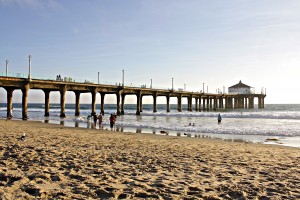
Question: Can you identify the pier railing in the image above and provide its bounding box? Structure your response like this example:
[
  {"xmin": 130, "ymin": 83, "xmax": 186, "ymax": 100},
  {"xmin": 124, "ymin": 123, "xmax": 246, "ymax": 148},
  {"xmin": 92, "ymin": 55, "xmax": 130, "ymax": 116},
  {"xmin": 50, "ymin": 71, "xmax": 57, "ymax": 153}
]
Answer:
[
  {"xmin": 0, "ymin": 72, "xmax": 185, "ymax": 92},
  {"xmin": 0, "ymin": 72, "xmax": 265, "ymax": 95}
]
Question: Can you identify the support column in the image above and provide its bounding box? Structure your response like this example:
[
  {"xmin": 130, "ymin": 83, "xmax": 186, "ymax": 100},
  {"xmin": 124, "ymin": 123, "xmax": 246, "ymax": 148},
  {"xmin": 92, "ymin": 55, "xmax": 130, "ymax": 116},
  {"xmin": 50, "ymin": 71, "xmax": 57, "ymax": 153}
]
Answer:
[
  {"xmin": 258, "ymin": 97, "xmax": 261, "ymax": 109},
  {"xmin": 229, "ymin": 97, "xmax": 233, "ymax": 109},
  {"xmin": 100, "ymin": 92, "xmax": 105, "ymax": 115},
  {"xmin": 213, "ymin": 97, "xmax": 217, "ymax": 111},
  {"xmin": 91, "ymin": 88, "xmax": 97, "ymax": 116},
  {"xmin": 140, "ymin": 95, "xmax": 143, "ymax": 112},
  {"xmin": 209, "ymin": 97, "xmax": 212, "ymax": 110},
  {"xmin": 5, "ymin": 87, "xmax": 14, "ymax": 119},
  {"xmin": 21, "ymin": 84, "xmax": 29, "ymax": 120},
  {"xmin": 245, "ymin": 97, "xmax": 248, "ymax": 109},
  {"xmin": 206, "ymin": 97, "xmax": 210, "ymax": 111},
  {"xmin": 250, "ymin": 97, "xmax": 254, "ymax": 108},
  {"xmin": 240, "ymin": 97, "xmax": 245, "ymax": 109},
  {"xmin": 234, "ymin": 97, "xmax": 238, "ymax": 109},
  {"xmin": 43, "ymin": 89, "xmax": 50, "ymax": 117},
  {"xmin": 136, "ymin": 91, "xmax": 142, "ymax": 115},
  {"xmin": 219, "ymin": 97, "xmax": 223, "ymax": 109},
  {"xmin": 116, "ymin": 92, "xmax": 121, "ymax": 115},
  {"xmin": 177, "ymin": 94, "xmax": 182, "ymax": 112},
  {"xmin": 74, "ymin": 91, "xmax": 81, "ymax": 116},
  {"xmin": 202, "ymin": 97, "xmax": 206, "ymax": 111},
  {"xmin": 262, "ymin": 97, "xmax": 265, "ymax": 109},
  {"xmin": 195, "ymin": 97, "xmax": 199, "ymax": 111},
  {"xmin": 121, "ymin": 93, "xmax": 126, "ymax": 115},
  {"xmin": 188, "ymin": 96, "xmax": 192, "ymax": 111},
  {"xmin": 153, "ymin": 92, "xmax": 157, "ymax": 113},
  {"xmin": 227, "ymin": 97, "xmax": 230, "ymax": 109},
  {"xmin": 60, "ymin": 85, "xmax": 67, "ymax": 118},
  {"xmin": 166, "ymin": 94, "xmax": 170, "ymax": 112},
  {"xmin": 199, "ymin": 96, "xmax": 202, "ymax": 112}
]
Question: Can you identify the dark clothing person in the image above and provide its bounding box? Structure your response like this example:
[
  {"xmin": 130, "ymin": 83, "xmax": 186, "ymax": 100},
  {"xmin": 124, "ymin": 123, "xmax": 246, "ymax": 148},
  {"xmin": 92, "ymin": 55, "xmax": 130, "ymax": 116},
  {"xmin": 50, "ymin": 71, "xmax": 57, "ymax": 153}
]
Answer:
[
  {"xmin": 218, "ymin": 113, "xmax": 222, "ymax": 123},
  {"xmin": 93, "ymin": 113, "xmax": 98, "ymax": 125},
  {"xmin": 98, "ymin": 113, "xmax": 103, "ymax": 128},
  {"xmin": 109, "ymin": 114, "xmax": 116, "ymax": 129}
]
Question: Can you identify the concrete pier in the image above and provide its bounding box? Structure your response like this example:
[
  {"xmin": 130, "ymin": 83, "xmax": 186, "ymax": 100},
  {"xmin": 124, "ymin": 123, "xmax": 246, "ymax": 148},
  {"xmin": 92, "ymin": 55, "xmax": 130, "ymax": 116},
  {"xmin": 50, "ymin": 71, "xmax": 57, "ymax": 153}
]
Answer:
[
  {"xmin": 100, "ymin": 92, "xmax": 105, "ymax": 115},
  {"xmin": 136, "ymin": 91, "xmax": 141, "ymax": 115},
  {"xmin": 75, "ymin": 91, "xmax": 80, "ymax": 116},
  {"xmin": 153, "ymin": 93, "xmax": 157, "ymax": 113},
  {"xmin": 166, "ymin": 94, "xmax": 170, "ymax": 113},
  {"xmin": 116, "ymin": 92, "xmax": 121, "ymax": 115},
  {"xmin": 21, "ymin": 84, "xmax": 29, "ymax": 119},
  {"xmin": 0, "ymin": 77, "xmax": 266, "ymax": 119},
  {"xmin": 121, "ymin": 93, "xmax": 125, "ymax": 115},
  {"xmin": 43, "ymin": 89, "xmax": 50, "ymax": 117},
  {"xmin": 4, "ymin": 87, "xmax": 14, "ymax": 118},
  {"xmin": 59, "ymin": 85, "xmax": 66, "ymax": 118},
  {"xmin": 177, "ymin": 94, "xmax": 182, "ymax": 112}
]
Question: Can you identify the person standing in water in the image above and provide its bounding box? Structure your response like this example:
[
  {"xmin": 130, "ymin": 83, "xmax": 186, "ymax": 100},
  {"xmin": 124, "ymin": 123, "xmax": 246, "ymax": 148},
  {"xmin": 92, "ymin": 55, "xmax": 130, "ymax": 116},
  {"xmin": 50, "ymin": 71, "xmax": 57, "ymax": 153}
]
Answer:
[
  {"xmin": 98, "ymin": 113, "xmax": 103, "ymax": 128},
  {"xmin": 109, "ymin": 114, "xmax": 116, "ymax": 130},
  {"xmin": 218, "ymin": 113, "xmax": 222, "ymax": 124},
  {"xmin": 93, "ymin": 113, "xmax": 98, "ymax": 127}
]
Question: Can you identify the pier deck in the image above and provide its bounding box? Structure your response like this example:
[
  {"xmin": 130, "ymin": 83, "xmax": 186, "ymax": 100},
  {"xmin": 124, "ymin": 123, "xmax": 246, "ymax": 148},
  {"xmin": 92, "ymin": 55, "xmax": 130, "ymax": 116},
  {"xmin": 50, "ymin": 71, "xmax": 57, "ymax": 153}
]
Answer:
[{"xmin": 0, "ymin": 77, "xmax": 266, "ymax": 119}]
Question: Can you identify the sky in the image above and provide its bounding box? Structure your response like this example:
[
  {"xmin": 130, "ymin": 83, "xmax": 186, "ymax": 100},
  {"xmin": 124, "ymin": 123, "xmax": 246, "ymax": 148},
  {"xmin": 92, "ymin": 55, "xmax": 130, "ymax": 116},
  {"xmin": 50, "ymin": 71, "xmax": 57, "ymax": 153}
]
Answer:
[{"xmin": 0, "ymin": 0, "xmax": 300, "ymax": 104}]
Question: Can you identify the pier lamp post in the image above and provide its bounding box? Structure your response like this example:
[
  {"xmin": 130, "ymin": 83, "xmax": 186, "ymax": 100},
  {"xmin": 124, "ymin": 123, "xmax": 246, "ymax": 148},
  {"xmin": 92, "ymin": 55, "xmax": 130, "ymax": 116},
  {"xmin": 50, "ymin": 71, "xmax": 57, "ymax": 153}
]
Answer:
[
  {"xmin": 150, "ymin": 79, "xmax": 152, "ymax": 88},
  {"xmin": 172, "ymin": 78, "xmax": 174, "ymax": 90},
  {"xmin": 28, "ymin": 55, "xmax": 32, "ymax": 80},
  {"xmin": 184, "ymin": 84, "xmax": 186, "ymax": 91},
  {"xmin": 203, "ymin": 83, "xmax": 204, "ymax": 93},
  {"xmin": 98, "ymin": 72, "xmax": 99, "ymax": 84},
  {"xmin": 5, "ymin": 60, "xmax": 8, "ymax": 77},
  {"xmin": 207, "ymin": 86, "xmax": 208, "ymax": 93},
  {"xmin": 122, "ymin": 69, "xmax": 124, "ymax": 86}
]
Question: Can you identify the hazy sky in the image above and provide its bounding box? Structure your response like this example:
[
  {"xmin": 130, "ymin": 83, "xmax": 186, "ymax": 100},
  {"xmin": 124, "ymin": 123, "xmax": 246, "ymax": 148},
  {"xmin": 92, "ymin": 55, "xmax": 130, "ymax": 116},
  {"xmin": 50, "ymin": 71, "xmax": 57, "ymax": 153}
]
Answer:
[{"xmin": 1, "ymin": 0, "xmax": 300, "ymax": 104}]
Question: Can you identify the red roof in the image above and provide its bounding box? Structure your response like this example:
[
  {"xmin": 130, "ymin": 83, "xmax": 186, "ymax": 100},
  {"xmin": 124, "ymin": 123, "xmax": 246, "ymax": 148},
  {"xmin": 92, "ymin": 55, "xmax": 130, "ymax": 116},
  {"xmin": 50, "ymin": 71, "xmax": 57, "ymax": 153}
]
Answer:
[{"xmin": 229, "ymin": 80, "xmax": 251, "ymax": 88}]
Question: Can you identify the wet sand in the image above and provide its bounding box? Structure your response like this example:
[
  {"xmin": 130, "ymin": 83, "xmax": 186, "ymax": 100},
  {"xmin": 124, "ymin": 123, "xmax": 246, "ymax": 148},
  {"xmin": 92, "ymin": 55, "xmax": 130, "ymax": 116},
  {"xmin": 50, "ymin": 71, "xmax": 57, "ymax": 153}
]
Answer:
[{"xmin": 0, "ymin": 119, "xmax": 299, "ymax": 199}]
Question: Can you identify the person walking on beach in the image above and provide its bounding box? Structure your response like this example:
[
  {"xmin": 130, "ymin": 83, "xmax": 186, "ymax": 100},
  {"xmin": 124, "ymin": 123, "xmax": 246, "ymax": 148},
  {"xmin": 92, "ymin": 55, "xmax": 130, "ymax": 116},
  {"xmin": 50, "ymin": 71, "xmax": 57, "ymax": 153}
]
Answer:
[
  {"xmin": 218, "ymin": 113, "xmax": 222, "ymax": 124},
  {"xmin": 109, "ymin": 114, "xmax": 116, "ymax": 130},
  {"xmin": 98, "ymin": 113, "xmax": 103, "ymax": 128}
]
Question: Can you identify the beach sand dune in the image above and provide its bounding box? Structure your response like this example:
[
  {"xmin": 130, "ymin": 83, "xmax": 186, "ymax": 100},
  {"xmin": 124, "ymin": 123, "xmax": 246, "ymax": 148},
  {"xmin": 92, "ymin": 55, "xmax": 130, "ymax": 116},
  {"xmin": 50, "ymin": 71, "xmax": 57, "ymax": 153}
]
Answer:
[{"xmin": 0, "ymin": 120, "xmax": 299, "ymax": 199}]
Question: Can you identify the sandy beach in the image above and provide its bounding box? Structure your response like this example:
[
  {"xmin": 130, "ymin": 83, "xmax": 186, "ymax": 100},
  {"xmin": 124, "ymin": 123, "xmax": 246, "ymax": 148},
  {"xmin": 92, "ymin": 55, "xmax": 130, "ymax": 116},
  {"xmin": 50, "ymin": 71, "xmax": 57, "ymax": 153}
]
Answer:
[{"xmin": 0, "ymin": 119, "xmax": 299, "ymax": 199}]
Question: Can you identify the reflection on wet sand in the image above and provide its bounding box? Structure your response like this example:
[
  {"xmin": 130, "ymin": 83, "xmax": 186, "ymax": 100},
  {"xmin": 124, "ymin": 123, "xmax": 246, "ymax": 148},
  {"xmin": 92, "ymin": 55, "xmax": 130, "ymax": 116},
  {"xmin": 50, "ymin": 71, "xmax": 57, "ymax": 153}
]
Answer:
[
  {"xmin": 43, "ymin": 119, "xmax": 253, "ymax": 145},
  {"xmin": 136, "ymin": 128, "xmax": 141, "ymax": 133}
]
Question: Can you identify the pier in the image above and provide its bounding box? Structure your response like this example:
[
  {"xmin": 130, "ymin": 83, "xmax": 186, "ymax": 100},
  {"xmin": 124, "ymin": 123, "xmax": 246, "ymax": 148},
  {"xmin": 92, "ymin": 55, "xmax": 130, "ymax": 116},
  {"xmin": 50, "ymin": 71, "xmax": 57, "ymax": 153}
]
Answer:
[{"xmin": 0, "ymin": 76, "xmax": 266, "ymax": 119}]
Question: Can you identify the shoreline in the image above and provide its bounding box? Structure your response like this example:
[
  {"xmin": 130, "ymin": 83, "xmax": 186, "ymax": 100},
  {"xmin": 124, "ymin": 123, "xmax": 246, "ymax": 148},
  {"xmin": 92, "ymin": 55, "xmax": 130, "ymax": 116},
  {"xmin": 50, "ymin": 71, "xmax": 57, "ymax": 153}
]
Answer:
[
  {"xmin": 1, "ymin": 119, "xmax": 300, "ymax": 199},
  {"xmin": 43, "ymin": 118, "xmax": 300, "ymax": 148},
  {"xmin": 4, "ymin": 117, "xmax": 300, "ymax": 148}
]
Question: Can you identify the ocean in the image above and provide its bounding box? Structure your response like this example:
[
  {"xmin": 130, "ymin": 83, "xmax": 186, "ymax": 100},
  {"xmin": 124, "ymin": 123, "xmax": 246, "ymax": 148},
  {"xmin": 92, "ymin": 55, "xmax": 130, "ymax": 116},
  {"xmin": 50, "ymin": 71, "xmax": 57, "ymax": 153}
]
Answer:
[{"xmin": 1, "ymin": 103, "xmax": 300, "ymax": 148}]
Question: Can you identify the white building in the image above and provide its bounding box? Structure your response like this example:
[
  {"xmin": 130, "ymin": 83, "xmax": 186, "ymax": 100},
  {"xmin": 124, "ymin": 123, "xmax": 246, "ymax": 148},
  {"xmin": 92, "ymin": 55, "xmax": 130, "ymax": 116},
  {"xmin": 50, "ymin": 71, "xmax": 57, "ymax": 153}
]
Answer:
[{"xmin": 228, "ymin": 80, "xmax": 254, "ymax": 94}]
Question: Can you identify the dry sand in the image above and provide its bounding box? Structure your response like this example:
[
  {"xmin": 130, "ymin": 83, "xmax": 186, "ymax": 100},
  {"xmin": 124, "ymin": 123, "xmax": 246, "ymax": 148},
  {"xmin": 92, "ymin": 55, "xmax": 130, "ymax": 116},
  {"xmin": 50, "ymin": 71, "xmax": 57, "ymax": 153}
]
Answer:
[{"xmin": 0, "ymin": 119, "xmax": 299, "ymax": 199}]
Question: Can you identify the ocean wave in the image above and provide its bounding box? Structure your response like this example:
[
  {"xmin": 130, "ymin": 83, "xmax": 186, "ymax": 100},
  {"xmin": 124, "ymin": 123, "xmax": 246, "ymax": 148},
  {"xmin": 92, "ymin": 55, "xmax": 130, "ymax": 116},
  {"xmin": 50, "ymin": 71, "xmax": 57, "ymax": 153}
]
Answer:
[
  {"xmin": 114, "ymin": 121, "xmax": 300, "ymax": 137},
  {"xmin": 138, "ymin": 111, "xmax": 300, "ymax": 120}
]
